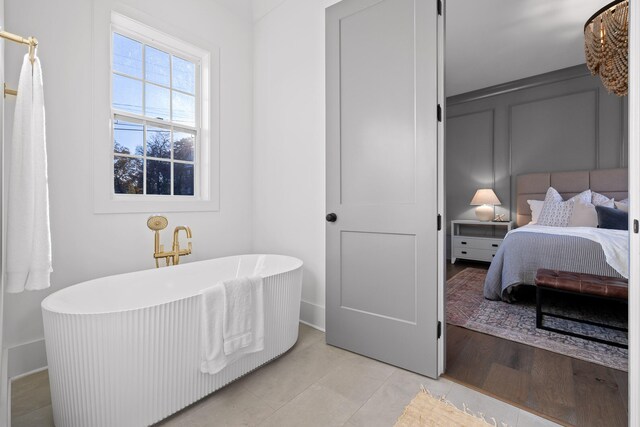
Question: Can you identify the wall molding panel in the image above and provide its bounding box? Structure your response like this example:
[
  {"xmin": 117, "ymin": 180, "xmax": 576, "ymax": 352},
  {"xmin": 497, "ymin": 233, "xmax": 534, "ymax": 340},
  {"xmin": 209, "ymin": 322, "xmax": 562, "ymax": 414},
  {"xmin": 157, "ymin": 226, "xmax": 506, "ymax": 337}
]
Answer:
[
  {"xmin": 448, "ymin": 64, "xmax": 592, "ymax": 106},
  {"xmin": 446, "ymin": 64, "xmax": 628, "ymax": 249}
]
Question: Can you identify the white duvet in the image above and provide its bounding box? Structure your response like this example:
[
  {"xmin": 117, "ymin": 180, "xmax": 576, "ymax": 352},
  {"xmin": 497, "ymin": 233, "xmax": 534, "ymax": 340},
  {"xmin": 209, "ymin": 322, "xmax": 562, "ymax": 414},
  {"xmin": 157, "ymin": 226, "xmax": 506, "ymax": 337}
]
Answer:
[{"xmin": 509, "ymin": 224, "xmax": 629, "ymax": 279}]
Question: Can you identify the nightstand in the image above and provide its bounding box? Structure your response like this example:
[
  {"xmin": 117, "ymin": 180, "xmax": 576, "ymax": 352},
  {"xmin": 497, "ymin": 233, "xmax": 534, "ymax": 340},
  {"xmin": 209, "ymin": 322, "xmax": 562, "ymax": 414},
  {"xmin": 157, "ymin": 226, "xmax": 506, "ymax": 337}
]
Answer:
[{"xmin": 451, "ymin": 220, "xmax": 514, "ymax": 264}]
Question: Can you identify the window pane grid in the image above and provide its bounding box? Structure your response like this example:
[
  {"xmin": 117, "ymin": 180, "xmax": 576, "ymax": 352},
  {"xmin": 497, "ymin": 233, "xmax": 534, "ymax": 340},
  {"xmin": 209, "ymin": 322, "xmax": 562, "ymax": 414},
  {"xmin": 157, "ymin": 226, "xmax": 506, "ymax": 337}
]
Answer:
[
  {"xmin": 142, "ymin": 120, "xmax": 147, "ymax": 195},
  {"xmin": 113, "ymin": 116, "xmax": 196, "ymax": 196},
  {"xmin": 111, "ymin": 110, "xmax": 197, "ymax": 132},
  {"xmin": 169, "ymin": 54, "xmax": 174, "ymax": 145},
  {"xmin": 141, "ymin": 40, "xmax": 146, "ymax": 130},
  {"xmin": 112, "ymin": 32, "xmax": 197, "ymax": 127},
  {"xmin": 113, "ymin": 152, "xmax": 143, "ymax": 160},
  {"xmin": 113, "ymin": 154, "xmax": 194, "ymax": 165},
  {"xmin": 112, "ymin": 70, "xmax": 197, "ymax": 97},
  {"xmin": 170, "ymin": 85, "xmax": 174, "ymax": 195},
  {"xmin": 112, "ymin": 30, "xmax": 198, "ymax": 198}
]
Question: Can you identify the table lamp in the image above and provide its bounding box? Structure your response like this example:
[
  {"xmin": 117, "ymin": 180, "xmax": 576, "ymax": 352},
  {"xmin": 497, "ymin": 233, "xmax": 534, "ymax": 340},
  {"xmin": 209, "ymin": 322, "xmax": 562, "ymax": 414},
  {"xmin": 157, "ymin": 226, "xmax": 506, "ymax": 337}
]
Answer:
[{"xmin": 470, "ymin": 189, "xmax": 501, "ymax": 221}]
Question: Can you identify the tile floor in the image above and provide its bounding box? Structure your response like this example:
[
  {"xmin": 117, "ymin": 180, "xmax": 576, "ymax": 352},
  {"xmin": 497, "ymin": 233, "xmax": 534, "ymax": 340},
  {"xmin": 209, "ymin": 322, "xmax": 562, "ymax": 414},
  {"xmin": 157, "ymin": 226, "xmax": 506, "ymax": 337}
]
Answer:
[{"xmin": 12, "ymin": 324, "xmax": 559, "ymax": 427}]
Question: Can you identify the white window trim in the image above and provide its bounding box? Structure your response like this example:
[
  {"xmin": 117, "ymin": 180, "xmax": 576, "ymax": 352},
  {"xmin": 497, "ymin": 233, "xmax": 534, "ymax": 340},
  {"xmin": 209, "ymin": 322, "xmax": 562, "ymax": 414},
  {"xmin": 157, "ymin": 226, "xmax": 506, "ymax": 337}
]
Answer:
[{"xmin": 93, "ymin": 10, "xmax": 219, "ymax": 213}]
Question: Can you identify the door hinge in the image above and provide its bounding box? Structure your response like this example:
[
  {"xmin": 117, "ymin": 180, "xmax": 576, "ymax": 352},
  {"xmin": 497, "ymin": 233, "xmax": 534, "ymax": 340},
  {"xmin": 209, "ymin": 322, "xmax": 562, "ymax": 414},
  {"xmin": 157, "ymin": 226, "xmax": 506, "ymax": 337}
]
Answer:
[
  {"xmin": 634, "ymin": 219, "xmax": 639, "ymax": 234},
  {"xmin": 437, "ymin": 0, "xmax": 442, "ymax": 15},
  {"xmin": 437, "ymin": 214, "xmax": 442, "ymax": 231},
  {"xmin": 437, "ymin": 321, "xmax": 442, "ymax": 339},
  {"xmin": 437, "ymin": 104, "xmax": 442, "ymax": 122}
]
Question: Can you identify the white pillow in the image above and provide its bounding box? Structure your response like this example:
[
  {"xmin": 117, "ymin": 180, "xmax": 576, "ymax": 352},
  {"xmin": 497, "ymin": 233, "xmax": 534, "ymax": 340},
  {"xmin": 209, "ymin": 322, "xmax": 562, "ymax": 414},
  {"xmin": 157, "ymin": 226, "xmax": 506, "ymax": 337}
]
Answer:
[
  {"xmin": 537, "ymin": 187, "xmax": 577, "ymax": 227},
  {"xmin": 568, "ymin": 199, "xmax": 598, "ymax": 227},
  {"xmin": 527, "ymin": 200, "xmax": 545, "ymax": 223},
  {"xmin": 592, "ymin": 191, "xmax": 615, "ymax": 207},
  {"xmin": 615, "ymin": 198, "xmax": 629, "ymax": 212},
  {"xmin": 570, "ymin": 189, "xmax": 592, "ymax": 204}
]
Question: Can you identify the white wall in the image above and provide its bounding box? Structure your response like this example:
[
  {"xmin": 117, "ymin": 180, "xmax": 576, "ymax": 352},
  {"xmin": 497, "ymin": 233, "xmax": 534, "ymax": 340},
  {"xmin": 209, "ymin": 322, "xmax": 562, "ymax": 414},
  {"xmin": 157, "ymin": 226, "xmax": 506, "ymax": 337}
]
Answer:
[
  {"xmin": 2, "ymin": 0, "xmax": 331, "ymax": 375},
  {"xmin": 3, "ymin": 0, "xmax": 254, "ymax": 374},
  {"xmin": 253, "ymin": 0, "xmax": 334, "ymax": 329}
]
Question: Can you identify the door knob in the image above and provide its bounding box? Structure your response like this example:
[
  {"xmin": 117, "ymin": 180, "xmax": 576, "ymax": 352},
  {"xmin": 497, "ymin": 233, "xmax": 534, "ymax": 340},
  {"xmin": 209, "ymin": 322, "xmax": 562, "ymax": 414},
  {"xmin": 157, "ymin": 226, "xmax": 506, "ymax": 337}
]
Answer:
[{"xmin": 326, "ymin": 213, "xmax": 337, "ymax": 222}]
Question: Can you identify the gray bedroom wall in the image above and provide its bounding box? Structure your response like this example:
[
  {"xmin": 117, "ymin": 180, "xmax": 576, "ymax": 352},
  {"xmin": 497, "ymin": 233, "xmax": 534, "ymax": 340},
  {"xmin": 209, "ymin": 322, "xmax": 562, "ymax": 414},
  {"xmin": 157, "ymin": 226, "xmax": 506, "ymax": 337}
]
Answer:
[{"xmin": 445, "ymin": 64, "xmax": 628, "ymax": 256}]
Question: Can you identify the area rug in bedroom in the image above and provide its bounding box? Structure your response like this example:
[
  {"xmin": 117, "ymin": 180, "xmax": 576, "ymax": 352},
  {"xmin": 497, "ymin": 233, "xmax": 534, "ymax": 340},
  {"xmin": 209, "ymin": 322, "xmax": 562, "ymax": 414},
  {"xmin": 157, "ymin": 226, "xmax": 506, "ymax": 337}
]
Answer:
[{"xmin": 447, "ymin": 268, "xmax": 628, "ymax": 371}]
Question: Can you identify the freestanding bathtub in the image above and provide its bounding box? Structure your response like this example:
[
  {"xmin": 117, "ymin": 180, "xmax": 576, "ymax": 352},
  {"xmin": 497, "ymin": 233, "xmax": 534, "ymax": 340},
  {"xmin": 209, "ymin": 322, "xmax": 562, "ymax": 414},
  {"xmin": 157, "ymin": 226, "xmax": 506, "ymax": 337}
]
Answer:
[{"xmin": 42, "ymin": 254, "xmax": 303, "ymax": 427}]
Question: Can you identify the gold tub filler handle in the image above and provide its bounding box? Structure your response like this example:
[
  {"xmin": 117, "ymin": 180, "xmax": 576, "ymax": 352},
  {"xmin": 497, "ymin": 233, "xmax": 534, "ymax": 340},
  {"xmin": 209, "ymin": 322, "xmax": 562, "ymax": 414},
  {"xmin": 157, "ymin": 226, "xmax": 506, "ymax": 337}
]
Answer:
[{"xmin": 147, "ymin": 215, "xmax": 192, "ymax": 268}]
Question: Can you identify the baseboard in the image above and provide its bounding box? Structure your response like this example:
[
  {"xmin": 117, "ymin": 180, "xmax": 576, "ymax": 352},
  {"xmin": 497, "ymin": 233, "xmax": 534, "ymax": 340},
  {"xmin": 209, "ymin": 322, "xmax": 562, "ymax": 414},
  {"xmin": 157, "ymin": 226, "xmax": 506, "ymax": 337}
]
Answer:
[
  {"xmin": 0, "ymin": 349, "xmax": 9, "ymax": 427},
  {"xmin": 7, "ymin": 339, "xmax": 47, "ymax": 379},
  {"xmin": 299, "ymin": 320, "xmax": 325, "ymax": 333},
  {"xmin": 10, "ymin": 366, "xmax": 48, "ymax": 382},
  {"xmin": 300, "ymin": 299, "xmax": 325, "ymax": 331}
]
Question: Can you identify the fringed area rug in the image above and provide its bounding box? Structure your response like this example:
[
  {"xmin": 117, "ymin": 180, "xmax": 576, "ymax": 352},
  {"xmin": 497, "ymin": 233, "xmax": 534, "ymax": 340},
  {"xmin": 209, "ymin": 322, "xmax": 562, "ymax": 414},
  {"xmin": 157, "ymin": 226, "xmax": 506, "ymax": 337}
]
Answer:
[
  {"xmin": 394, "ymin": 388, "xmax": 508, "ymax": 427},
  {"xmin": 447, "ymin": 268, "xmax": 628, "ymax": 371}
]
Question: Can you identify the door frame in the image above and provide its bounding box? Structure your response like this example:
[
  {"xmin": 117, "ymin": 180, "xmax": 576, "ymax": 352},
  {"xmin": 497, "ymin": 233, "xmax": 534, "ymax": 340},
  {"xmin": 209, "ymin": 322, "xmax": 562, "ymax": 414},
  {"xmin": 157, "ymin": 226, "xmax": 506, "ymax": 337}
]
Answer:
[
  {"xmin": 439, "ymin": 0, "xmax": 638, "ymax": 423},
  {"xmin": 436, "ymin": 0, "xmax": 446, "ymax": 376},
  {"xmin": 628, "ymin": 0, "xmax": 639, "ymax": 424}
]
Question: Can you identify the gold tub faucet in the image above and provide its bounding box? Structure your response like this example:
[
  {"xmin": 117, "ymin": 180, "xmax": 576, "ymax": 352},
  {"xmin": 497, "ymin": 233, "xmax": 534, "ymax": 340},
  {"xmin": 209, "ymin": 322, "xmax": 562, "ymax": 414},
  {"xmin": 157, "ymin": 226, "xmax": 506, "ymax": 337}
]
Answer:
[
  {"xmin": 147, "ymin": 216, "xmax": 193, "ymax": 268},
  {"xmin": 171, "ymin": 225, "xmax": 193, "ymax": 265}
]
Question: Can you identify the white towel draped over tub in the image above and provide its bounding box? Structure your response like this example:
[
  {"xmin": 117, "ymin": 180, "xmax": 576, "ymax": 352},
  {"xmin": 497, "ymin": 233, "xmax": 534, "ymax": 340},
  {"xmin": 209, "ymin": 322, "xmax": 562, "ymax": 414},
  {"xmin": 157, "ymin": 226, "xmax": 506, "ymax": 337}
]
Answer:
[
  {"xmin": 6, "ymin": 54, "xmax": 52, "ymax": 293},
  {"xmin": 200, "ymin": 276, "xmax": 264, "ymax": 374}
]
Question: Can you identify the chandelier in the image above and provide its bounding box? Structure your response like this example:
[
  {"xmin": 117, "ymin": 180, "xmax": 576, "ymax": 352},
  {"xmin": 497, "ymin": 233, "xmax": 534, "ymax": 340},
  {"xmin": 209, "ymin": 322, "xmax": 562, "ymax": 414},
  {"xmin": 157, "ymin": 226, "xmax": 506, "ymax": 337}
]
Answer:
[{"xmin": 584, "ymin": 0, "xmax": 629, "ymax": 96}]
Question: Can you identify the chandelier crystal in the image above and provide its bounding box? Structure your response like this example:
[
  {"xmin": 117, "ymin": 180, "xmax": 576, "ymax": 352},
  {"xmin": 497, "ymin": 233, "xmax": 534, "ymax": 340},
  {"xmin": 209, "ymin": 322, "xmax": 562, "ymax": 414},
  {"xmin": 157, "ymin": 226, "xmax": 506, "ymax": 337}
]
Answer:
[{"xmin": 584, "ymin": 0, "xmax": 629, "ymax": 96}]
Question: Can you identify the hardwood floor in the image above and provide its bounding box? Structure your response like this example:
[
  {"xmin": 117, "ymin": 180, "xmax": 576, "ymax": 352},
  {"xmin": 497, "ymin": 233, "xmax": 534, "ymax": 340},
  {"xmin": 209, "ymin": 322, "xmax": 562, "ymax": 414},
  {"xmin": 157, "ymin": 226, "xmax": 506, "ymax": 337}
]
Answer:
[{"xmin": 445, "ymin": 261, "xmax": 629, "ymax": 427}]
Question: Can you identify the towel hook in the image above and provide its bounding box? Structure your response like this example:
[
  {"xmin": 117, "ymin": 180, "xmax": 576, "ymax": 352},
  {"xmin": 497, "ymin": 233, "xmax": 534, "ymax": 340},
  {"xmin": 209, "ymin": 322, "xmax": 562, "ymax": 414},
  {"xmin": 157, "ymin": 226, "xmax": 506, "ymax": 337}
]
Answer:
[
  {"xmin": 0, "ymin": 29, "xmax": 40, "ymax": 95},
  {"xmin": 28, "ymin": 37, "xmax": 38, "ymax": 65}
]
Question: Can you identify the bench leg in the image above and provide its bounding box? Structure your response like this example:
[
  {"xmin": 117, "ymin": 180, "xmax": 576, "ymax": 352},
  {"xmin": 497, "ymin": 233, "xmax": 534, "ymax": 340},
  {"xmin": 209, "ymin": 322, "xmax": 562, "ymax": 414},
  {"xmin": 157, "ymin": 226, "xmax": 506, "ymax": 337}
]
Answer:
[
  {"xmin": 534, "ymin": 286, "xmax": 628, "ymax": 348},
  {"xmin": 536, "ymin": 287, "xmax": 543, "ymax": 329}
]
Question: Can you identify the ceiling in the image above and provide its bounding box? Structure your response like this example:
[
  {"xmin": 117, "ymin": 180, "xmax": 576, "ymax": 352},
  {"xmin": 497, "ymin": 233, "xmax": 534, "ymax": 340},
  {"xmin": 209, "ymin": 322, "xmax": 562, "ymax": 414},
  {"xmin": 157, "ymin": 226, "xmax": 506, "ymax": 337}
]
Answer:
[
  {"xmin": 217, "ymin": 0, "xmax": 613, "ymax": 96},
  {"xmin": 214, "ymin": 0, "xmax": 288, "ymax": 23},
  {"xmin": 252, "ymin": 0, "xmax": 288, "ymax": 22},
  {"xmin": 214, "ymin": 0, "xmax": 253, "ymax": 21},
  {"xmin": 445, "ymin": 0, "xmax": 611, "ymax": 96}
]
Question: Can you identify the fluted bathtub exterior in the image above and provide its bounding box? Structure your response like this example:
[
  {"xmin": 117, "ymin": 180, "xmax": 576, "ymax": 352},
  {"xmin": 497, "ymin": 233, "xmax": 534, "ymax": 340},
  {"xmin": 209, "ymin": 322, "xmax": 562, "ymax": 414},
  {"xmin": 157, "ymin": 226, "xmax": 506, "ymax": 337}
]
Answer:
[{"xmin": 42, "ymin": 255, "xmax": 303, "ymax": 427}]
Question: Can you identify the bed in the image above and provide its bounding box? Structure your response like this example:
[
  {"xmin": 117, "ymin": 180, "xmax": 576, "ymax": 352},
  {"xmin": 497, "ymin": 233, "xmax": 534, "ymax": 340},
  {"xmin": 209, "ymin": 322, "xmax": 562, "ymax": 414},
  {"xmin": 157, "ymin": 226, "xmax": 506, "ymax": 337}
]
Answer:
[{"xmin": 483, "ymin": 168, "xmax": 629, "ymax": 301}]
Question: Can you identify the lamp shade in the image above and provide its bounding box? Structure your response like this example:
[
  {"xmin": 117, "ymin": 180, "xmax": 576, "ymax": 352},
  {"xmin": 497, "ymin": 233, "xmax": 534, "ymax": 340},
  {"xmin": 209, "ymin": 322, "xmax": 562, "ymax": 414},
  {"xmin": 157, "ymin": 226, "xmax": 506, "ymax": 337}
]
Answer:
[{"xmin": 470, "ymin": 189, "xmax": 501, "ymax": 206}]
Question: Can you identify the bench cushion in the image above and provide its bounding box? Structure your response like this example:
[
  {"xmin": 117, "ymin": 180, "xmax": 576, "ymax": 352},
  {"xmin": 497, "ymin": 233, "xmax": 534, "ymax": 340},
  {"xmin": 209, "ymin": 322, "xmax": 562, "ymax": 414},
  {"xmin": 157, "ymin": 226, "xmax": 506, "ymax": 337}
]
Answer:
[{"xmin": 535, "ymin": 269, "xmax": 628, "ymax": 300}]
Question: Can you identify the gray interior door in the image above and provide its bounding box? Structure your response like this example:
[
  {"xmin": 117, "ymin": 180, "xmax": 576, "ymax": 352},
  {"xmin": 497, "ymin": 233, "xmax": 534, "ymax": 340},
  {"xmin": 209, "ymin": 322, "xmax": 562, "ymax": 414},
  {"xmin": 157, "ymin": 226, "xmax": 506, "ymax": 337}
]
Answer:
[{"xmin": 326, "ymin": 0, "xmax": 442, "ymax": 378}]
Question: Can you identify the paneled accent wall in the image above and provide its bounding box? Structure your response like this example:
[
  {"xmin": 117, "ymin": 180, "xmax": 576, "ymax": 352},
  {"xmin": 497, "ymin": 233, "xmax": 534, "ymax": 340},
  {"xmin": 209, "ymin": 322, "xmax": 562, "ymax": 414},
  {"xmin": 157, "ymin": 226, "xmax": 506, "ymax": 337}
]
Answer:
[{"xmin": 446, "ymin": 65, "xmax": 628, "ymax": 244}]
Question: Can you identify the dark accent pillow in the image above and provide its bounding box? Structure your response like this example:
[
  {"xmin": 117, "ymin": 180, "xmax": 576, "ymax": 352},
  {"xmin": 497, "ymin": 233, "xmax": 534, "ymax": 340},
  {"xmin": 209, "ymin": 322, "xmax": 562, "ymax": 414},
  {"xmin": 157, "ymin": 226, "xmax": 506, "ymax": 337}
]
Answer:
[{"xmin": 595, "ymin": 205, "xmax": 628, "ymax": 230}]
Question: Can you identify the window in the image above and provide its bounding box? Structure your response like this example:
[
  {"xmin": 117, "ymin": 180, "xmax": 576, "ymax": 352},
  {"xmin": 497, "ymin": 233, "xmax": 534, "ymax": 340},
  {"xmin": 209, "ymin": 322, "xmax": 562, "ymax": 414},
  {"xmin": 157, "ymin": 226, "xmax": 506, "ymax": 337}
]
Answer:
[
  {"xmin": 111, "ymin": 29, "xmax": 200, "ymax": 197},
  {"xmin": 94, "ymin": 12, "xmax": 217, "ymax": 213}
]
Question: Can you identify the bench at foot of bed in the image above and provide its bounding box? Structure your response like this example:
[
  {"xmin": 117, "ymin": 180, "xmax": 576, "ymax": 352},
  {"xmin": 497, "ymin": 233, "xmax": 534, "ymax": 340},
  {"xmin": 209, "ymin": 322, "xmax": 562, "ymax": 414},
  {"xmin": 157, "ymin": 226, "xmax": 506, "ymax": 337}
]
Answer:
[{"xmin": 534, "ymin": 269, "xmax": 628, "ymax": 349}]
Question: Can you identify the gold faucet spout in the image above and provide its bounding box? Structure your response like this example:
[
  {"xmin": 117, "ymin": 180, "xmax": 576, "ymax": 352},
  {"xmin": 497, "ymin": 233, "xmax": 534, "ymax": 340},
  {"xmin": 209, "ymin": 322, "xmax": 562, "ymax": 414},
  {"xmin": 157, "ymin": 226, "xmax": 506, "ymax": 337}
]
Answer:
[
  {"xmin": 173, "ymin": 225, "xmax": 193, "ymax": 241},
  {"xmin": 172, "ymin": 226, "xmax": 193, "ymax": 265}
]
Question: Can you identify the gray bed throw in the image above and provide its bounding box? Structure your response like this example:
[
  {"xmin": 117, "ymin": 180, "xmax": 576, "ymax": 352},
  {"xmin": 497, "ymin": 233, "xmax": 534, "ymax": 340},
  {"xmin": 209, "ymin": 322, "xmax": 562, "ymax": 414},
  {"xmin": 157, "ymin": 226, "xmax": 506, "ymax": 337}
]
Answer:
[{"xmin": 484, "ymin": 232, "xmax": 622, "ymax": 301}]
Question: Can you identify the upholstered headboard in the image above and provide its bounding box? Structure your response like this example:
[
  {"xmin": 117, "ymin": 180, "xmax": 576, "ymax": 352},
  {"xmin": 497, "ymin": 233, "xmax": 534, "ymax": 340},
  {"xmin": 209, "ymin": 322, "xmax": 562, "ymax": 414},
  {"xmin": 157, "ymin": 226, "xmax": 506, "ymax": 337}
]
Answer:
[{"xmin": 516, "ymin": 168, "xmax": 628, "ymax": 227}]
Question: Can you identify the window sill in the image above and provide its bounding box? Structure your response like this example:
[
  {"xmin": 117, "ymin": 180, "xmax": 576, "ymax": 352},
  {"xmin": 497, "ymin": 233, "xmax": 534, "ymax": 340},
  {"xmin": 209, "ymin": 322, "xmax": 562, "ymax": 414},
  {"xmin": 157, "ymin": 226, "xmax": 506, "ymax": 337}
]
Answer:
[{"xmin": 94, "ymin": 196, "xmax": 219, "ymax": 214}]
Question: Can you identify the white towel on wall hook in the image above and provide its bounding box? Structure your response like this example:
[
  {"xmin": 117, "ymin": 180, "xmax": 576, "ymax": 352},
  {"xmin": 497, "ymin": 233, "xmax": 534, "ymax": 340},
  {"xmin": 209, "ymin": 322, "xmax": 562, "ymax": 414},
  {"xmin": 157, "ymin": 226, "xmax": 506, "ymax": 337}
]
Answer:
[{"xmin": 5, "ymin": 54, "xmax": 52, "ymax": 293}]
